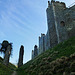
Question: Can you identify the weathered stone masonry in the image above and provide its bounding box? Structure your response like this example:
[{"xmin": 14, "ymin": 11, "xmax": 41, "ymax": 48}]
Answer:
[
  {"xmin": 32, "ymin": 45, "xmax": 38, "ymax": 59},
  {"xmin": 32, "ymin": 0, "xmax": 75, "ymax": 58},
  {"xmin": 39, "ymin": 34, "xmax": 45, "ymax": 54},
  {"xmin": 18, "ymin": 45, "xmax": 24, "ymax": 68}
]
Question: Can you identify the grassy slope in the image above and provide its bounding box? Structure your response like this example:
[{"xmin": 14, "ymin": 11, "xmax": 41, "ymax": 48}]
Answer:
[
  {"xmin": 0, "ymin": 57, "xmax": 17, "ymax": 75},
  {"xmin": 17, "ymin": 36, "xmax": 75, "ymax": 75}
]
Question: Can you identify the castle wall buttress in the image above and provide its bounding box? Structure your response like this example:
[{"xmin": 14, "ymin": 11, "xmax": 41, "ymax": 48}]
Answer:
[{"xmin": 46, "ymin": 1, "xmax": 58, "ymax": 48}]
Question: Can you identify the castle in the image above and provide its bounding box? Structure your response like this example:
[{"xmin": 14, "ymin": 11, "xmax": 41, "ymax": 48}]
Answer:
[{"xmin": 32, "ymin": 0, "xmax": 75, "ymax": 59}]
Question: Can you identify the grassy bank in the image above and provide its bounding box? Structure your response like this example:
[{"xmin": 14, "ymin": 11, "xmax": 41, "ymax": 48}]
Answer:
[
  {"xmin": 0, "ymin": 57, "xmax": 17, "ymax": 75},
  {"xmin": 17, "ymin": 36, "xmax": 75, "ymax": 75}
]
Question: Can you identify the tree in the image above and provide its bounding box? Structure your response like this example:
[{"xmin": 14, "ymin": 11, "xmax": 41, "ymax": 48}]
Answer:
[
  {"xmin": 0, "ymin": 40, "xmax": 12, "ymax": 57},
  {"xmin": 0, "ymin": 40, "xmax": 13, "ymax": 66},
  {"xmin": 3, "ymin": 44, "xmax": 12, "ymax": 66},
  {"xmin": 1, "ymin": 40, "xmax": 9, "ymax": 53}
]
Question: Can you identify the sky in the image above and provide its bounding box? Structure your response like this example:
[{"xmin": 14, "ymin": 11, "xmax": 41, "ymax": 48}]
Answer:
[{"xmin": 0, "ymin": 0, "xmax": 75, "ymax": 65}]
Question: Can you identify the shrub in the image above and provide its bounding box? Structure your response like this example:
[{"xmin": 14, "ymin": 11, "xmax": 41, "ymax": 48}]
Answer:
[{"xmin": 70, "ymin": 61, "xmax": 75, "ymax": 72}]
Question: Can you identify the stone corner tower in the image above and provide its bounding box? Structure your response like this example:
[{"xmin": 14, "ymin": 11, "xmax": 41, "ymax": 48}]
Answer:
[{"xmin": 46, "ymin": 0, "xmax": 68, "ymax": 48}]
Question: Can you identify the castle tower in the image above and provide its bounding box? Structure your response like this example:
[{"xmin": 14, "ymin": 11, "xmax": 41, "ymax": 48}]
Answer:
[
  {"xmin": 18, "ymin": 45, "xmax": 24, "ymax": 68},
  {"xmin": 34, "ymin": 45, "xmax": 38, "ymax": 57},
  {"xmin": 46, "ymin": 1, "xmax": 68, "ymax": 48},
  {"xmin": 39, "ymin": 33, "xmax": 45, "ymax": 54},
  {"xmin": 32, "ymin": 50, "xmax": 34, "ymax": 59}
]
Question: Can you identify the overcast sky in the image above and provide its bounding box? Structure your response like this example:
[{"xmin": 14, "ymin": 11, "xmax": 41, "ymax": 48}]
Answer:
[{"xmin": 0, "ymin": 0, "xmax": 75, "ymax": 65}]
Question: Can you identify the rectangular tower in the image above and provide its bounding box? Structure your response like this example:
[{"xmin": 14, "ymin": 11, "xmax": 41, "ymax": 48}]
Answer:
[
  {"xmin": 46, "ymin": 1, "xmax": 68, "ymax": 48},
  {"xmin": 39, "ymin": 33, "xmax": 45, "ymax": 54},
  {"xmin": 46, "ymin": 1, "xmax": 58, "ymax": 48}
]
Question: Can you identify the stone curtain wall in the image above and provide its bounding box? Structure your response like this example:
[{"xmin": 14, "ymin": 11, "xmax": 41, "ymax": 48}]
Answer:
[
  {"xmin": 39, "ymin": 1, "xmax": 75, "ymax": 54},
  {"xmin": 32, "ymin": 0, "xmax": 75, "ymax": 58},
  {"xmin": 64, "ymin": 5, "xmax": 75, "ymax": 38},
  {"xmin": 39, "ymin": 34, "xmax": 45, "ymax": 54},
  {"xmin": 45, "ymin": 31, "xmax": 50, "ymax": 51}
]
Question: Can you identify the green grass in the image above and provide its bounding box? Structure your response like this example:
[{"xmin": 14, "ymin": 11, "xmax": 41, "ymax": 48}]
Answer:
[
  {"xmin": 0, "ymin": 57, "xmax": 17, "ymax": 75},
  {"xmin": 0, "ymin": 63, "xmax": 13, "ymax": 75},
  {"xmin": 17, "ymin": 36, "xmax": 75, "ymax": 75}
]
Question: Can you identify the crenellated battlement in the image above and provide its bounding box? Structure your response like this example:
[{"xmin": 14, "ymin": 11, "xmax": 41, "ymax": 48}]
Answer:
[
  {"xmin": 47, "ymin": 0, "xmax": 66, "ymax": 10},
  {"xmin": 51, "ymin": 0, "xmax": 65, "ymax": 5},
  {"xmin": 52, "ymin": 1, "xmax": 66, "ymax": 8},
  {"xmin": 41, "ymin": 33, "xmax": 45, "ymax": 37},
  {"xmin": 48, "ymin": 1, "xmax": 50, "ymax": 7}
]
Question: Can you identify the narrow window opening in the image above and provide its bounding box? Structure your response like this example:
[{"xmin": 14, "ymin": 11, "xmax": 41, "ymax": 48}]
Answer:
[{"xmin": 60, "ymin": 21, "xmax": 65, "ymax": 26}]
